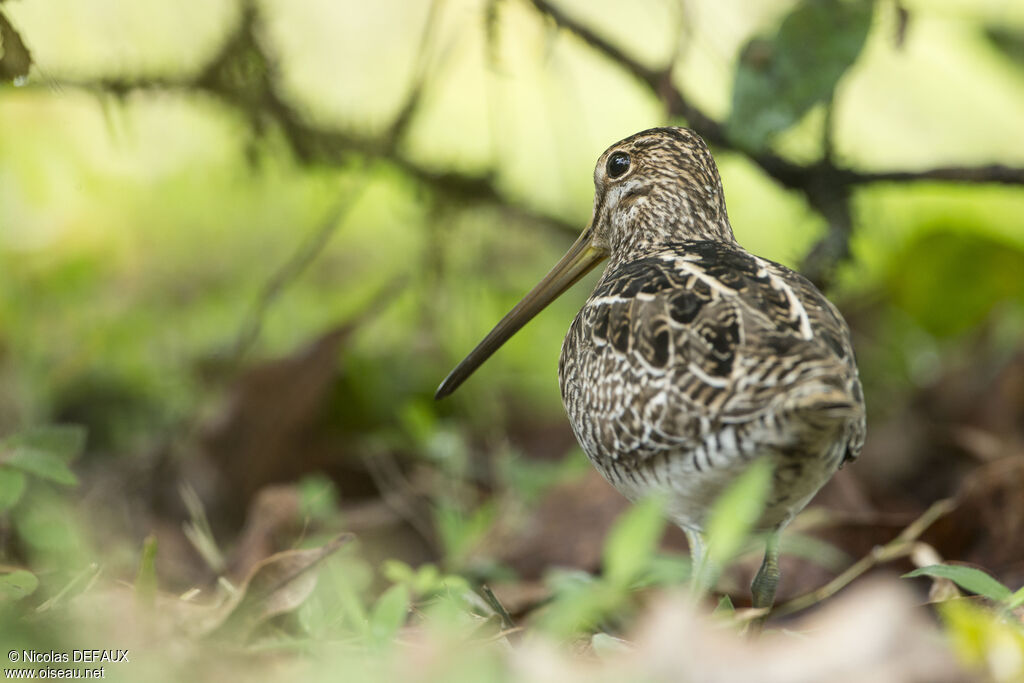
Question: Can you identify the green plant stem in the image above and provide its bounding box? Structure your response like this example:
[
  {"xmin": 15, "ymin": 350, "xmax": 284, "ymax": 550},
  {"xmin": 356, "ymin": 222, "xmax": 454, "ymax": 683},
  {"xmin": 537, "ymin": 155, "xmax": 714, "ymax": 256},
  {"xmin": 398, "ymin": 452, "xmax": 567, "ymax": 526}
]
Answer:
[
  {"xmin": 480, "ymin": 584, "xmax": 516, "ymax": 631},
  {"xmin": 772, "ymin": 498, "xmax": 957, "ymax": 618}
]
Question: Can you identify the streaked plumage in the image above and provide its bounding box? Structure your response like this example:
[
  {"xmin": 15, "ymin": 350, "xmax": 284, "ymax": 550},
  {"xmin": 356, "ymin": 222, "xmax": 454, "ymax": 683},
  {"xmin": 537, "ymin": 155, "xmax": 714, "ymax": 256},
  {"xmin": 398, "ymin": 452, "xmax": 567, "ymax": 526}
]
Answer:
[
  {"xmin": 436, "ymin": 127, "xmax": 866, "ymax": 613},
  {"xmin": 560, "ymin": 239, "xmax": 864, "ymax": 532}
]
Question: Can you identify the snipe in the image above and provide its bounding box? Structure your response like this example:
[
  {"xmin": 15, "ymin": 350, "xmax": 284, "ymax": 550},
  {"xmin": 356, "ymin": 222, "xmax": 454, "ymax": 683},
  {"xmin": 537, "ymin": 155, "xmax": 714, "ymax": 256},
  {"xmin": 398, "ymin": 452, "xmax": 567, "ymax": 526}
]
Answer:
[{"xmin": 435, "ymin": 127, "xmax": 866, "ymax": 614}]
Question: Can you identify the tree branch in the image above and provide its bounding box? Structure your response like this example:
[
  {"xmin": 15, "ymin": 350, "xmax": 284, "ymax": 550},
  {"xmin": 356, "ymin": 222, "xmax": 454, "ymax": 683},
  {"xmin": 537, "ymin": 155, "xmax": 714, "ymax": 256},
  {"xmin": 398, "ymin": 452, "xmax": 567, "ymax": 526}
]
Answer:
[
  {"xmin": 528, "ymin": 0, "xmax": 795, "ymax": 172},
  {"xmin": 772, "ymin": 498, "xmax": 957, "ymax": 618},
  {"xmin": 850, "ymin": 164, "xmax": 1024, "ymax": 186},
  {"xmin": 527, "ymin": 0, "xmax": 1024, "ymax": 283},
  {"xmin": 32, "ymin": 0, "xmax": 1024, "ymax": 283},
  {"xmin": 528, "ymin": 0, "xmax": 1024, "ymax": 190}
]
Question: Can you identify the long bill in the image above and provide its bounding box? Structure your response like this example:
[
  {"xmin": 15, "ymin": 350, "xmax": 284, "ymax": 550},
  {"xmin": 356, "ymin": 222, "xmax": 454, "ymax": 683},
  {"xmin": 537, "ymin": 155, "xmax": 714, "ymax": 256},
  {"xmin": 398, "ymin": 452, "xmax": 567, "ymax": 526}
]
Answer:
[{"xmin": 434, "ymin": 227, "xmax": 607, "ymax": 399}]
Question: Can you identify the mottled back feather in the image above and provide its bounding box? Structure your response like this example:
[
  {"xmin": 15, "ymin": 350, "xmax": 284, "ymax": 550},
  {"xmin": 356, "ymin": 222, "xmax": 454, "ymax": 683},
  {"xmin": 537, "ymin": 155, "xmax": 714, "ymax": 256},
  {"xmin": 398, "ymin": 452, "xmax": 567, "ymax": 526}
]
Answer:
[{"xmin": 559, "ymin": 238, "xmax": 865, "ymax": 529}]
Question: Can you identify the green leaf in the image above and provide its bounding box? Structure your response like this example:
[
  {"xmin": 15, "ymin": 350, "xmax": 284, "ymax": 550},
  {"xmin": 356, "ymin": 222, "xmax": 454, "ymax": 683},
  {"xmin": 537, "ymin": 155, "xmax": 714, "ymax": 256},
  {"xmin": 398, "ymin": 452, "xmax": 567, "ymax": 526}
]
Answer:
[
  {"xmin": 382, "ymin": 559, "xmax": 416, "ymax": 586},
  {"xmin": 382, "ymin": 560, "xmax": 468, "ymax": 598},
  {"xmin": 705, "ymin": 459, "xmax": 772, "ymax": 567},
  {"xmin": 0, "ymin": 569, "xmax": 39, "ymax": 600},
  {"xmin": 0, "ymin": 425, "xmax": 86, "ymax": 486},
  {"xmin": 545, "ymin": 568, "xmax": 597, "ymax": 595},
  {"xmin": 693, "ymin": 459, "xmax": 773, "ymax": 595},
  {"xmin": 1006, "ymin": 585, "xmax": 1024, "ymax": 610},
  {"xmin": 904, "ymin": 564, "xmax": 1012, "ymax": 602},
  {"xmin": 412, "ymin": 564, "xmax": 443, "ymax": 595},
  {"xmin": 986, "ymin": 26, "xmax": 1024, "ymax": 67},
  {"xmin": 938, "ymin": 599, "xmax": 1024, "ymax": 678},
  {"xmin": 886, "ymin": 231, "xmax": 1024, "ymax": 338},
  {"xmin": 727, "ymin": 0, "xmax": 874, "ymax": 150},
  {"xmin": 714, "ymin": 594, "xmax": 735, "ymax": 615},
  {"xmin": 635, "ymin": 553, "xmax": 691, "ymax": 588},
  {"xmin": 591, "ymin": 632, "xmax": 631, "ymax": 657},
  {"xmin": 433, "ymin": 500, "xmax": 497, "ymax": 568},
  {"xmin": 2, "ymin": 451, "xmax": 78, "ymax": 485},
  {"xmin": 134, "ymin": 534, "xmax": 158, "ymax": 607},
  {"xmin": 0, "ymin": 467, "xmax": 27, "ymax": 510},
  {"xmin": 536, "ymin": 579, "xmax": 622, "ymax": 638},
  {"xmin": 369, "ymin": 583, "xmax": 410, "ymax": 644},
  {"xmin": 324, "ymin": 556, "xmax": 373, "ymax": 635},
  {"xmin": 3, "ymin": 425, "xmax": 87, "ymax": 462},
  {"xmin": 14, "ymin": 493, "xmax": 81, "ymax": 554},
  {"xmin": 602, "ymin": 495, "xmax": 667, "ymax": 587}
]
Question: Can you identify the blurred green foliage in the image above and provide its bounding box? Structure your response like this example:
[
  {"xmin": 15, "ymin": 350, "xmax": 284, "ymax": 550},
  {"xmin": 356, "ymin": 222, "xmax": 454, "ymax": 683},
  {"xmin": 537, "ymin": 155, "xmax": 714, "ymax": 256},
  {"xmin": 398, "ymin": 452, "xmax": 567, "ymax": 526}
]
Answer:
[
  {"xmin": 0, "ymin": 0, "xmax": 1022, "ymax": 679},
  {"xmin": 905, "ymin": 564, "xmax": 1024, "ymax": 679},
  {"xmin": 537, "ymin": 495, "xmax": 681, "ymax": 638},
  {"xmin": 886, "ymin": 230, "xmax": 1024, "ymax": 338},
  {"xmin": 906, "ymin": 564, "xmax": 1017, "ymax": 605},
  {"xmin": 692, "ymin": 458, "xmax": 772, "ymax": 597},
  {"xmin": 728, "ymin": 0, "xmax": 872, "ymax": 150},
  {"xmin": 0, "ymin": 425, "xmax": 86, "ymax": 574}
]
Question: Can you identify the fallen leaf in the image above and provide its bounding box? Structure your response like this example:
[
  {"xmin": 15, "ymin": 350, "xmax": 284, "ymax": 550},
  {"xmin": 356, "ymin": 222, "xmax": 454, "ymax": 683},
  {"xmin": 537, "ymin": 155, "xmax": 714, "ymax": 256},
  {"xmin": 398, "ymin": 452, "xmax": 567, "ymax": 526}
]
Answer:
[{"xmin": 203, "ymin": 532, "xmax": 353, "ymax": 640}]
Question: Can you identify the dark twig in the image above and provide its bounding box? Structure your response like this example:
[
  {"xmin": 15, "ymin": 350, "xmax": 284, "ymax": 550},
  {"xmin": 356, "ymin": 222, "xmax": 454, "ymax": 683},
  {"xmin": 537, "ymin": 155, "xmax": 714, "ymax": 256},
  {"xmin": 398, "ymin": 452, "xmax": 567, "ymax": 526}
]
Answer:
[
  {"xmin": 383, "ymin": 0, "xmax": 443, "ymax": 152},
  {"xmin": 528, "ymin": 0, "xmax": 727, "ymax": 144},
  {"xmin": 850, "ymin": 164, "xmax": 1024, "ymax": 186},
  {"xmin": 822, "ymin": 98, "xmax": 838, "ymax": 166},
  {"xmin": 29, "ymin": 0, "xmax": 1024, "ymax": 282},
  {"xmin": 530, "ymin": 0, "xmax": 660, "ymax": 86},
  {"xmin": 526, "ymin": 0, "xmax": 1024, "ymax": 282},
  {"xmin": 772, "ymin": 498, "xmax": 958, "ymax": 618}
]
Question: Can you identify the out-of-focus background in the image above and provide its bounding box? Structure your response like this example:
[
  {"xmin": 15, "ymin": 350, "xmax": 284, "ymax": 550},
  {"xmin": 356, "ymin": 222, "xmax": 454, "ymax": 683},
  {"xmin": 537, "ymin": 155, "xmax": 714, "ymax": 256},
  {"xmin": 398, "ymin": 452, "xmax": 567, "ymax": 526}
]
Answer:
[{"xmin": 1, "ymin": 0, "xmax": 1023, "ymax": 680}]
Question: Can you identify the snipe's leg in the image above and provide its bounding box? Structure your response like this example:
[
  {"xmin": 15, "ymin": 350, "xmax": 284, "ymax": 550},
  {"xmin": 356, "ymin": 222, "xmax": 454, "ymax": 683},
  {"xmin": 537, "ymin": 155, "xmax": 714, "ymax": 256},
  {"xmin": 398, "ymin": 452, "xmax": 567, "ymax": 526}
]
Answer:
[
  {"xmin": 751, "ymin": 531, "xmax": 781, "ymax": 613},
  {"xmin": 684, "ymin": 527, "xmax": 708, "ymax": 599}
]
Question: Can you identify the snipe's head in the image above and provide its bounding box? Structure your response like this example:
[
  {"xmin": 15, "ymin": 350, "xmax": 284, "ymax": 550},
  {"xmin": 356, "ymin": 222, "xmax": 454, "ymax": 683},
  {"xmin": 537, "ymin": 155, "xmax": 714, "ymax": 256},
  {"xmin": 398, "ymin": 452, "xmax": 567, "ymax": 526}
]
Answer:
[
  {"xmin": 588, "ymin": 127, "xmax": 734, "ymax": 262},
  {"xmin": 435, "ymin": 127, "xmax": 731, "ymax": 399}
]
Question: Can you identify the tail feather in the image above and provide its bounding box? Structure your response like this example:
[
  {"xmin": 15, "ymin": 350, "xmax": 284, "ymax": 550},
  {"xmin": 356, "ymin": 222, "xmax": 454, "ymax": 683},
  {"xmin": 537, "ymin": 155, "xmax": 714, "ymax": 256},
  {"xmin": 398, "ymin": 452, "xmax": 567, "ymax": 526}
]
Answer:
[{"xmin": 785, "ymin": 383, "xmax": 862, "ymax": 421}]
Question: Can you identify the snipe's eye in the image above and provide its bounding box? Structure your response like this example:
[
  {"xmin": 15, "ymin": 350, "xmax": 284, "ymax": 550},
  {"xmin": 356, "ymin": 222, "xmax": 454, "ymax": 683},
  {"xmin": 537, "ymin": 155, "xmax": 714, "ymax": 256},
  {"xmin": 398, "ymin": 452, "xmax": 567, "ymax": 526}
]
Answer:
[{"xmin": 606, "ymin": 151, "xmax": 631, "ymax": 179}]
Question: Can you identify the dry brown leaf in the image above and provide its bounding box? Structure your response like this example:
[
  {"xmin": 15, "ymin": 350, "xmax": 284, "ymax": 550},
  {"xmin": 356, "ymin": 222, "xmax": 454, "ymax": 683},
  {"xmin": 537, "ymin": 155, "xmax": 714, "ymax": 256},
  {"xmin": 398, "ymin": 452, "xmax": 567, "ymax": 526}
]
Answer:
[
  {"xmin": 202, "ymin": 532, "xmax": 353, "ymax": 640},
  {"xmin": 228, "ymin": 484, "xmax": 302, "ymax": 580},
  {"xmin": 202, "ymin": 325, "xmax": 354, "ymax": 511}
]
